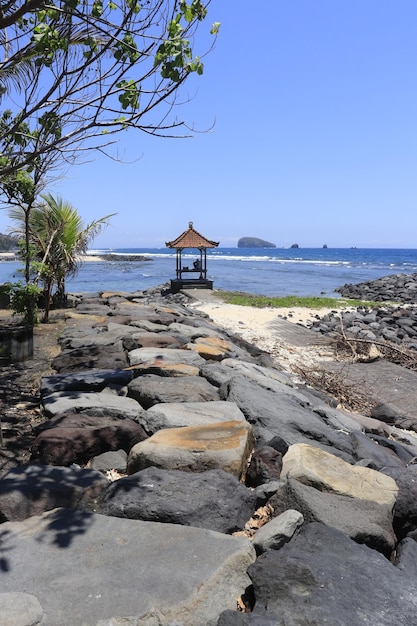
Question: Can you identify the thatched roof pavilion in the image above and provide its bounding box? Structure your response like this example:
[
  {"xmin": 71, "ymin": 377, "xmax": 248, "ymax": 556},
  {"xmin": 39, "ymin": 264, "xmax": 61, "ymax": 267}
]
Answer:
[{"xmin": 166, "ymin": 222, "xmax": 219, "ymax": 292}]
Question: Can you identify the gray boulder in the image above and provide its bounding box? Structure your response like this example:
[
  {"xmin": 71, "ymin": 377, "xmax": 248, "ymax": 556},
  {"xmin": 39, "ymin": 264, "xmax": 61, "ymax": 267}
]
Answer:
[
  {"xmin": 31, "ymin": 416, "xmax": 147, "ymax": 466},
  {"xmin": 52, "ymin": 343, "xmax": 129, "ymax": 373},
  {"xmin": 140, "ymin": 400, "xmax": 247, "ymax": 435},
  {"xmin": 269, "ymin": 477, "xmax": 396, "ymax": 557},
  {"xmin": 217, "ymin": 522, "xmax": 417, "ymax": 625},
  {"xmin": 2, "ymin": 508, "xmax": 255, "ymax": 626},
  {"xmin": 40, "ymin": 369, "xmax": 134, "ymax": 396},
  {"xmin": 0, "ymin": 464, "xmax": 108, "ymax": 521},
  {"xmin": 253, "ymin": 509, "xmax": 304, "ymax": 554},
  {"xmin": 128, "ymin": 374, "xmax": 219, "ymax": 408},
  {"xmin": 382, "ymin": 465, "xmax": 417, "ymax": 539},
  {"xmin": 42, "ymin": 391, "xmax": 144, "ymax": 421},
  {"xmin": 99, "ymin": 467, "xmax": 257, "ymax": 534},
  {"xmin": 0, "ymin": 592, "xmax": 44, "ymax": 626},
  {"xmin": 221, "ymin": 374, "xmax": 355, "ymax": 460}
]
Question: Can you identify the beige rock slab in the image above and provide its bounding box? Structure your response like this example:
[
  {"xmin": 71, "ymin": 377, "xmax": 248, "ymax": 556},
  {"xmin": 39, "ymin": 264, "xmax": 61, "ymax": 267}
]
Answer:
[
  {"xmin": 195, "ymin": 336, "xmax": 233, "ymax": 351},
  {"xmin": 126, "ymin": 362, "xmax": 200, "ymax": 377},
  {"xmin": 282, "ymin": 443, "xmax": 398, "ymax": 507},
  {"xmin": 127, "ymin": 420, "xmax": 255, "ymax": 480},
  {"xmin": 184, "ymin": 342, "xmax": 225, "ymax": 361}
]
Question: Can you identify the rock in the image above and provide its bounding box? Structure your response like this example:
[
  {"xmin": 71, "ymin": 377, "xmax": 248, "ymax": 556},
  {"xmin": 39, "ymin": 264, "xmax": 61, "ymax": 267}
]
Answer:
[
  {"xmin": 99, "ymin": 467, "xmax": 257, "ymax": 533},
  {"xmin": 245, "ymin": 446, "xmax": 283, "ymax": 487},
  {"xmin": 1, "ymin": 508, "xmax": 256, "ymax": 626},
  {"xmin": 350, "ymin": 430, "xmax": 406, "ymax": 469},
  {"xmin": 40, "ymin": 369, "xmax": 134, "ymax": 396},
  {"xmin": 90, "ymin": 449, "xmax": 128, "ymax": 473},
  {"xmin": 237, "ymin": 237, "xmax": 276, "ymax": 248},
  {"xmin": 128, "ymin": 374, "xmax": 219, "ymax": 408},
  {"xmin": 253, "ymin": 509, "xmax": 304, "ymax": 554},
  {"xmin": 128, "ymin": 347, "xmax": 204, "ymax": 368},
  {"xmin": 127, "ymin": 420, "xmax": 255, "ymax": 479},
  {"xmin": 168, "ymin": 321, "xmax": 224, "ymax": 340},
  {"xmin": 42, "ymin": 391, "xmax": 143, "ymax": 421},
  {"xmin": 0, "ymin": 593, "xmax": 44, "ymax": 626},
  {"xmin": 395, "ymin": 537, "xmax": 417, "ymax": 577},
  {"xmin": 140, "ymin": 400, "xmax": 247, "ymax": 435},
  {"xmin": 52, "ymin": 343, "xmax": 129, "ymax": 373},
  {"xmin": 269, "ymin": 477, "xmax": 397, "ymax": 557},
  {"xmin": 128, "ymin": 361, "xmax": 201, "ymax": 377},
  {"xmin": 282, "ymin": 443, "xmax": 398, "ymax": 507},
  {"xmin": 0, "ymin": 464, "xmax": 108, "ymax": 521},
  {"xmin": 30, "ymin": 417, "xmax": 147, "ymax": 465},
  {"xmin": 221, "ymin": 374, "xmax": 355, "ymax": 460},
  {"xmin": 218, "ymin": 522, "xmax": 417, "ymax": 625},
  {"xmin": 129, "ymin": 331, "xmax": 182, "ymax": 348},
  {"xmin": 381, "ymin": 465, "xmax": 417, "ymax": 539}
]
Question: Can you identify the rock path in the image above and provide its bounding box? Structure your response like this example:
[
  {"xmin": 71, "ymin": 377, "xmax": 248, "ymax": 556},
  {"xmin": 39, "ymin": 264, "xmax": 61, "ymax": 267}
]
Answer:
[{"xmin": 1, "ymin": 280, "xmax": 417, "ymax": 625}]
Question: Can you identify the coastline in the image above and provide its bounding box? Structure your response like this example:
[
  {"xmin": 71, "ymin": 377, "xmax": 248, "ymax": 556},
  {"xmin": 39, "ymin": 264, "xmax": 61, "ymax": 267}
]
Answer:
[{"xmin": 190, "ymin": 290, "xmax": 340, "ymax": 373}]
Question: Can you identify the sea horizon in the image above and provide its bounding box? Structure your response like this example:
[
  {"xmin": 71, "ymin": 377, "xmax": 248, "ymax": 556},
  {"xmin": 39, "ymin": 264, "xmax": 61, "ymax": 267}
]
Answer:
[{"xmin": 1, "ymin": 247, "xmax": 417, "ymax": 297}]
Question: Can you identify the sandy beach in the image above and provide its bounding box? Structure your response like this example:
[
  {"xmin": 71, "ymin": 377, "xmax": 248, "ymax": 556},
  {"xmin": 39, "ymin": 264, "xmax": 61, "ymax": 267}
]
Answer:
[{"xmin": 190, "ymin": 290, "xmax": 340, "ymax": 373}]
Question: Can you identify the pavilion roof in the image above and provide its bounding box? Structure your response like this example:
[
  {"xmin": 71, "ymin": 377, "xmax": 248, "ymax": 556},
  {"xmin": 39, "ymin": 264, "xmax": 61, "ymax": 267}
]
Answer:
[{"xmin": 166, "ymin": 222, "xmax": 219, "ymax": 249}]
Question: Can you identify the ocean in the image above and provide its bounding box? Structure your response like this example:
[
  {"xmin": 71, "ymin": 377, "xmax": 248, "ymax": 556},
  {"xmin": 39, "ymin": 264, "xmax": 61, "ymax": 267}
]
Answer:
[{"xmin": 1, "ymin": 248, "xmax": 417, "ymax": 297}]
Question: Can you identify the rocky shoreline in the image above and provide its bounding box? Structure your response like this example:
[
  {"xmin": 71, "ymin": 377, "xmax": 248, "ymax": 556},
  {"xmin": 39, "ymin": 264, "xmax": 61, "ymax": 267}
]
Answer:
[
  {"xmin": 1, "ymin": 276, "xmax": 417, "ymax": 624},
  {"xmin": 309, "ymin": 273, "xmax": 417, "ymax": 351}
]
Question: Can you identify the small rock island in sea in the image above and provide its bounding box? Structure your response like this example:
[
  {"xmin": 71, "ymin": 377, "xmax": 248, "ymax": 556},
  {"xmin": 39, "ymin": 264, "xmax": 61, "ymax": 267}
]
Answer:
[{"xmin": 238, "ymin": 237, "xmax": 276, "ymax": 248}]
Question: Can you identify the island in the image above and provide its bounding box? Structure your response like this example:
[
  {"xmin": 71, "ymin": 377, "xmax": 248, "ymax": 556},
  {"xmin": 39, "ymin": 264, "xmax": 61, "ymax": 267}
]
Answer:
[{"xmin": 238, "ymin": 237, "xmax": 276, "ymax": 249}]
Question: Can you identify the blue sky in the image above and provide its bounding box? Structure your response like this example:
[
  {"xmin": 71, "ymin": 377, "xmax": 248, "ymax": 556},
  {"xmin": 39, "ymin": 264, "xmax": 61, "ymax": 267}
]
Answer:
[{"xmin": 2, "ymin": 1, "xmax": 417, "ymax": 249}]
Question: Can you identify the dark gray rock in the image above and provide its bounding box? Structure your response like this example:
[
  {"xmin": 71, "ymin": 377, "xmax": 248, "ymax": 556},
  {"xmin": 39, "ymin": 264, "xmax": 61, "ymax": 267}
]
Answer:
[
  {"xmin": 218, "ymin": 522, "xmax": 417, "ymax": 626},
  {"xmin": 395, "ymin": 537, "xmax": 417, "ymax": 577},
  {"xmin": 99, "ymin": 467, "xmax": 257, "ymax": 534},
  {"xmin": 220, "ymin": 374, "xmax": 355, "ymax": 461},
  {"xmin": 350, "ymin": 431, "xmax": 406, "ymax": 469},
  {"xmin": 42, "ymin": 390, "xmax": 143, "ymax": 421},
  {"xmin": 1, "ymin": 508, "xmax": 255, "ymax": 626},
  {"xmin": 52, "ymin": 343, "xmax": 129, "ymax": 373},
  {"xmin": 128, "ymin": 374, "xmax": 219, "ymax": 408},
  {"xmin": 40, "ymin": 369, "xmax": 134, "ymax": 396},
  {"xmin": 381, "ymin": 465, "xmax": 417, "ymax": 539},
  {"xmin": 90, "ymin": 449, "xmax": 128, "ymax": 473},
  {"xmin": 0, "ymin": 464, "xmax": 108, "ymax": 521},
  {"xmin": 268, "ymin": 478, "xmax": 396, "ymax": 557},
  {"xmin": 245, "ymin": 446, "xmax": 283, "ymax": 487},
  {"xmin": 31, "ymin": 416, "xmax": 147, "ymax": 466}
]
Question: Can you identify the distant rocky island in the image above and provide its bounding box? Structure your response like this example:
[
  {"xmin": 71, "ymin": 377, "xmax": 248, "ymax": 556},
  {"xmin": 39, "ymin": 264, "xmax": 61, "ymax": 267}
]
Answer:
[{"xmin": 238, "ymin": 237, "xmax": 276, "ymax": 249}]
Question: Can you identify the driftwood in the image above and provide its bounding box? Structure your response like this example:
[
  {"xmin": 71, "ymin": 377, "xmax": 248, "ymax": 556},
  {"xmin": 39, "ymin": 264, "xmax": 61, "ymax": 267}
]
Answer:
[
  {"xmin": 293, "ymin": 315, "xmax": 417, "ymax": 414},
  {"xmin": 292, "ymin": 363, "xmax": 374, "ymax": 415}
]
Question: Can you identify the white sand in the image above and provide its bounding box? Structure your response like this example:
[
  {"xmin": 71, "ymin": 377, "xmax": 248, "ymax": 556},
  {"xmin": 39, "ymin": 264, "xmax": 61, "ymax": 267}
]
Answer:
[{"xmin": 191, "ymin": 297, "xmax": 342, "ymax": 373}]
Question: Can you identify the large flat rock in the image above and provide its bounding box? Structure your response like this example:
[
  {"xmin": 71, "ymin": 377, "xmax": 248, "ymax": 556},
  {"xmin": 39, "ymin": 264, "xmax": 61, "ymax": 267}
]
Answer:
[
  {"xmin": 141, "ymin": 400, "xmax": 248, "ymax": 435},
  {"xmin": 322, "ymin": 359, "xmax": 417, "ymax": 431},
  {"xmin": 217, "ymin": 522, "xmax": 417, "ymax": 626},
  {"xmin": 1, "ymin": 508, "xmax": 255, "ymax": 626},
  {"xmin": 42, "ymin": 391, "xmax": 143, "ymax": 421},
  {"xmin": 282, "ymin": 443, "xmax": 398, "ymax": 508},
  {"xmin": 128, "ymin": 347, "xmax": 205, "ymax": 367},
  {"xmin": 127, "ymin": 420, "xmax": 255, "ymax": 479}
]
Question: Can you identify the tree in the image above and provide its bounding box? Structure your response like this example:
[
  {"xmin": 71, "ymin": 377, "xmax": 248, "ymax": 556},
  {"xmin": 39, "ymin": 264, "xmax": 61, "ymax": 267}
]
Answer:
[
  {"xmin": 9, "ymin": 192, "xmax": 114, "ymax": 321},
  {"xmin": 0, "ymin": 1, "xmax": 220, "ymax": 178}
]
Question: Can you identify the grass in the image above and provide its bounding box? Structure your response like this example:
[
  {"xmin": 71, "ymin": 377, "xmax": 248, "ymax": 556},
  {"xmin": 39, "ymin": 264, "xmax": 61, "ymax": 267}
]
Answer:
[{"xmin": 215, "ymin": 291, "xmax": 383, "ymax": 309}]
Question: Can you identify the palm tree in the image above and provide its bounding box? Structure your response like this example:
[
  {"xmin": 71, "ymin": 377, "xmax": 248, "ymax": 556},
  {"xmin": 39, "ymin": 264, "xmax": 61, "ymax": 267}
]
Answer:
[{"xmin": 9, "ymin": 193, "xmax": 115, "ymax": 321}]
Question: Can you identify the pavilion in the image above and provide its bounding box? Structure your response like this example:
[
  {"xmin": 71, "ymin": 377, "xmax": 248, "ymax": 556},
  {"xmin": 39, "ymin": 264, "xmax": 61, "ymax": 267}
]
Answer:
[{"xmin": 166, "ymin": 222, "xmax": 219, "ymax": 292}]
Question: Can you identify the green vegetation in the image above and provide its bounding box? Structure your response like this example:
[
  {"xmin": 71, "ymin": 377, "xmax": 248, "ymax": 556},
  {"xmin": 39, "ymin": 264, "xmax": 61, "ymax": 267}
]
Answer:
[
  {"xmin": 215, "ymin": 291, "xmax": 382, "ymax": 309},
  {"xmin": 0, "ymin": 233, "xmax": 18, "ymax": 251},
  {"xmin": 8, "ymin": 194, "xmax": 113, "ymax": 323},
  {"xmin": 0, "ymin": 1, "xmax": 219, "ymax": 179}
]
